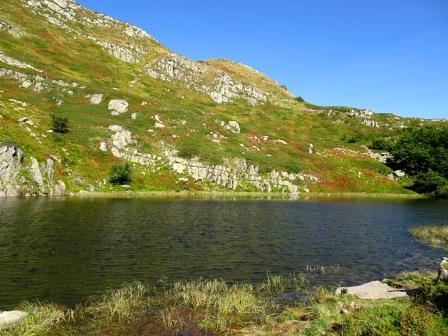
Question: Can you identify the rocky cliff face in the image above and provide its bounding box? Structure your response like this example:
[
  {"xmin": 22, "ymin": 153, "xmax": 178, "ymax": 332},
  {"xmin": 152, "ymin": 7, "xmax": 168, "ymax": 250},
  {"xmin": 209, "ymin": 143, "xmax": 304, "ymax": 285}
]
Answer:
[{"xmin": 0, "ymin": 143, "xmax": 66, "ymax": 197}]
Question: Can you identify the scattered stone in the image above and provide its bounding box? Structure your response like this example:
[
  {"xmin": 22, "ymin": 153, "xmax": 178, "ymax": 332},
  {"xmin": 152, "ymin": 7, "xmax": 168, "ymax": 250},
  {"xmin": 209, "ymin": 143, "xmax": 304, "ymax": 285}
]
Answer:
[
  {"xmin": 220, "ymin": 120, "xmax": 240, "ymax": 133},
  {"xmin": 73, "ymin": 177, "xmax": 85, "ymax": 185},
  {"xmin": 154, "ymin": 115, "xmax": 165, "ymax": 128},
  {"xmin": 108, "ymin": 99, "xmax": 128, "ymax": 115},
  {"xmin": 309, "ymin": 143, "xmax": 314, "ymax": 154},
  {"xmin": 336, "ymin": 281, "xmax": 408, "ymax": 300},
  {"xmin": 99, "ymin": 141, "xmax": 107, "ymax": 152},
  {"xmin": 90, "ymin": 93, "xmax": 103, "ymax": 105},
  {"xmin": 131, "ymin": 112, "xmax": 137, "ymax": 120},
  {"xmin": 275, "ymin": 139, "xmax": 288, "ymax": 145},
  {"xmin": 395, "ymin": 170, "xmax": 406, "ymax": 178}
]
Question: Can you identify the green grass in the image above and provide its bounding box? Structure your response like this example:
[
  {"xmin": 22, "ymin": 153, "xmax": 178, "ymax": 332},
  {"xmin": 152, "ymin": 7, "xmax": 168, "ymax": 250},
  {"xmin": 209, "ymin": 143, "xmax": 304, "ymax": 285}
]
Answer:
[
  {"xmin": 410, "ymin": 225, "xmax": 448, "ymax": 250},
  {"xmin": 2, "ymin": 271, "xmax": 448, "ymax": 336}
]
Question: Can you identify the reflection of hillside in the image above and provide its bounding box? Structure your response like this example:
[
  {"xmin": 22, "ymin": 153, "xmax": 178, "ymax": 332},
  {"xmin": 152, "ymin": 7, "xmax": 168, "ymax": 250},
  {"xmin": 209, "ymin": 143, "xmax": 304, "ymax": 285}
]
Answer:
[{"xmin": 0, "ymin": 198, "xmax": 447, "ymax": 307}]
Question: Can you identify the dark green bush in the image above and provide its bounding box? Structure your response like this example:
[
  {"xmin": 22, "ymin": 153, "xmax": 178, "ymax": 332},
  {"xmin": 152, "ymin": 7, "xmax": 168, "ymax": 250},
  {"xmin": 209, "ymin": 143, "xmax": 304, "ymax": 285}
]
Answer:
[
  {"xmin": 51, "ymin": 115, "xmax": 69, "ymax": 134},
  {"xmin": 370, "ymin": 138, "xmax": 396, "ymax": 151},
  {"xmin": 109, "ymin": 163, "xmax": 132, "ymax": 185},
  {"xmin": 411, "ymin": 171, "xmax": 448, "ymax": 196},
  {"xmin": 387, "ymin": 126, "xmax": 448, "ymax": 197}
]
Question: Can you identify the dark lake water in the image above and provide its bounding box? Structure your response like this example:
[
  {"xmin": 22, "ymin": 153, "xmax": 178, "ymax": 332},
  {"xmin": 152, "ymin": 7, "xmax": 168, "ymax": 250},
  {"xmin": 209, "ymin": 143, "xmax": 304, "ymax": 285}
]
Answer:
[{"xmin": 0, "ymin": 196, "xmax": 447, "ymax": 308}]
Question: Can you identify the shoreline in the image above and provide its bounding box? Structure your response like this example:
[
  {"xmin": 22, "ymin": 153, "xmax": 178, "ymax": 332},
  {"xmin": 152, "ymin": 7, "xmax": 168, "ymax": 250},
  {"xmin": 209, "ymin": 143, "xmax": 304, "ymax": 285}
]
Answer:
[
  {"xmin": 69, "ymin": 190, "xmax": 423, "ymax": 200},
  {"xmin": 0, "ymin": 190, "xmax": 424, "ymax": 201}
]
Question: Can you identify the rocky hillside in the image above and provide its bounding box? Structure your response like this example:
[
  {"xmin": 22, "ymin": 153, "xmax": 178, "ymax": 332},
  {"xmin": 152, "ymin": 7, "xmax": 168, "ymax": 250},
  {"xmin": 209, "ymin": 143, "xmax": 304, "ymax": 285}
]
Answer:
[{"xmin": 0, "ymin": 0, "xmax": 445, "ymax": 197}]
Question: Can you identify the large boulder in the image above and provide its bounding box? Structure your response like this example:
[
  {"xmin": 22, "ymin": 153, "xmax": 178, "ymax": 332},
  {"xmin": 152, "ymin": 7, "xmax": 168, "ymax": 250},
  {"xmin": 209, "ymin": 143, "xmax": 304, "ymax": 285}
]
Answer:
[{"xmin": 336, "ymin": 281, "xmax": 408, "ymax": 300}]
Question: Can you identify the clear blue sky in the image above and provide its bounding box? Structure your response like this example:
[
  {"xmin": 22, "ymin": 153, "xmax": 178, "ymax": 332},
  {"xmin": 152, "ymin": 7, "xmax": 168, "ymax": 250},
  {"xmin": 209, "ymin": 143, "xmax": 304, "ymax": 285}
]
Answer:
[{"xmin": 78, "ymin": 0, "xmax": 448, "ymax": 119}]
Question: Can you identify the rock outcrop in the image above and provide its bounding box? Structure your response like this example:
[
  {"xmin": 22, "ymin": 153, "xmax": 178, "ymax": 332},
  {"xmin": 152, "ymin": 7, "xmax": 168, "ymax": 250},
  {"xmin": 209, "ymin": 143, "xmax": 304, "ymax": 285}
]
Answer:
[
  {"xmin": 0, "ymin": 143, "xmax": 23, "ymax": 197},
  {"xmin": 95, "ymin": 39, "xmax": 146, "ymax": 64},
  {"xmin": 104, "ymin": 125, "xmax": 318, "ymax": 193},
  {"xmin": 0, "ymin": 20, "xmax": 24, "ymax": 38},
  {"xmin": 0, "ymin": 51, "xmax": 40, "ymax": 72},
  {"xmin": 0, "ymin": 143, "xmax": 66, "ymax": 197},
  {"xmin": 145, "ymin": 53, "xmax": 269, "ymax": 105}
]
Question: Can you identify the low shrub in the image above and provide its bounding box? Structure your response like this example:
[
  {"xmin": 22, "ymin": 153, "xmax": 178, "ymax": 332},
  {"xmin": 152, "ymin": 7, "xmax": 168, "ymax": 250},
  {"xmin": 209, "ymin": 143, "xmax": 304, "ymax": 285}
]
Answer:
[
  {"xmin": 51, "ymin": 115, "xmax": 69, "ymax": 134},
  {"xmin": 109, "ymin": 162, "xmax": 132, "ymax": 185}
]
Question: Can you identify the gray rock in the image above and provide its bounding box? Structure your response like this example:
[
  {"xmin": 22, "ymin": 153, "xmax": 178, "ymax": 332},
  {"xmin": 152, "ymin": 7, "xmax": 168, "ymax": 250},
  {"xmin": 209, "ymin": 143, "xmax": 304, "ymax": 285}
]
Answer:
[
  {"xmin": 228, "ymin": 120, "xmax": 240, "ymax": 133},
  {"xmin": 145, "ymin": 53, "xmax": 268, "ymax": 105},
  {"xmin": 29, "ymin": 157, "xmax": 45, "ymax": 193},
  {"xmin": 108, "ymin": 99, "xmax": 128, "ymax": 115},
  {"xmin": 0, "ymin": 143, "xmax": 23, "ymax": 197},
  {"xmin": 438, "ymin": 257, "xmax": 448, "ymax": 283},
  {"xmin": 90, "ymin": 93, "xmax": 103, "ymax": 105},
  {"xmin": 336, "ymin": 281, "xmax": 408, "ymax": 300},
  {"xmin": 99, "ymin": 141, "xmax": 107, "ymax": 152},
  {"xmin": 53, "ymin": 180, "xmax": 66, "ymax": 195}
]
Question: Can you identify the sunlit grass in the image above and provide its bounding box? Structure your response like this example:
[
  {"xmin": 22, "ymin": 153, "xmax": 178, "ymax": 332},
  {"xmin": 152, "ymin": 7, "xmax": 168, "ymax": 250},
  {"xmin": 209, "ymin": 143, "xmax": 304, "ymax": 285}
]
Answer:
[
  {"xmin": 410, "ymin": 225, "xmax": 448, "ymax": 250},
  {"xmin": 2, "ymin": 270, "xmax": 448, "ymax": 335}
]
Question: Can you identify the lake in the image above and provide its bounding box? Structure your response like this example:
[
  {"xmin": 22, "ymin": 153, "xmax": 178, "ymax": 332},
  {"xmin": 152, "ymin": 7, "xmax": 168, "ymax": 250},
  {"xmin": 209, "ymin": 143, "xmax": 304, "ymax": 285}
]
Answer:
[{"xmin": 0, "ymin": 196, "xmax": 446, "ymax": 308}]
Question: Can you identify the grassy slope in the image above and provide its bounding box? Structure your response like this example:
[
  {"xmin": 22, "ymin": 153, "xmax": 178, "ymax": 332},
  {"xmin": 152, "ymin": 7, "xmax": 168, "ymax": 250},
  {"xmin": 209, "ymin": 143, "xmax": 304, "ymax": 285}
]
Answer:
[{"xmin": 0, "ymin": 0, "xmax": 441, "ymax": 195}]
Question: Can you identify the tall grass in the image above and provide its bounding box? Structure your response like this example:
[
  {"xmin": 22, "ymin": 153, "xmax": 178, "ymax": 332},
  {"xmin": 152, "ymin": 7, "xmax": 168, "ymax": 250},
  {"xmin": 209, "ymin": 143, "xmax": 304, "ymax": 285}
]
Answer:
[
  {"xmin": 410, "ymin": 225, "xmax": 448, "ymax": 250},
  {"xmin": 2, "ymin": 271, "xmax": 448, "ymax": 335},
  {"xmin": 0, "ymin": 303, "xmax": 69, "ymax": 336}
]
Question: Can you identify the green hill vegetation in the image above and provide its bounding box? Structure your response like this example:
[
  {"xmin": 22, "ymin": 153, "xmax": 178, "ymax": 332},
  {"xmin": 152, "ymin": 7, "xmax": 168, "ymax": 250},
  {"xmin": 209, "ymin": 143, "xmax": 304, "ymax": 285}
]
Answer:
[{"xmin": 0, "ymin": 0, "xmax": 446, "ymax": 197}]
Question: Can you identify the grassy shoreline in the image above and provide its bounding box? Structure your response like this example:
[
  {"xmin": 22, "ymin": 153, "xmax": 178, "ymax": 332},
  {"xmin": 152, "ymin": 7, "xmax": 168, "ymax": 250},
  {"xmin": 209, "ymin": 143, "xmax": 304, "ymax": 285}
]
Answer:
[
  {"xmin": 2, "ymin": 271, "xmax": 447, "ymax": 336},
  {"xmin": 68, "ymin": 190, "xmax": 423, "ymax": 200}
]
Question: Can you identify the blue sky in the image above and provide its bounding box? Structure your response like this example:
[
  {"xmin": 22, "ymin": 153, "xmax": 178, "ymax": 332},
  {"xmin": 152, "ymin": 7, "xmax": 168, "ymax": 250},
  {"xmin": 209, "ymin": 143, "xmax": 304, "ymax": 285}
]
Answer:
[{"xmin": 78, "ymin": 0, "xmax": 448, "ymax": 119}]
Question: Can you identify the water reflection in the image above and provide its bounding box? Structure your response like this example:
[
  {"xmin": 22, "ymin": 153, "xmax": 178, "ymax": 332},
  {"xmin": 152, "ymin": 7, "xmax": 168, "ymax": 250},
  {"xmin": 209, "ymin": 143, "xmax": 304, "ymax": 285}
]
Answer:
[{"xmin": 0, "ymin": 197, "xmax": 446, "ymax": 308}]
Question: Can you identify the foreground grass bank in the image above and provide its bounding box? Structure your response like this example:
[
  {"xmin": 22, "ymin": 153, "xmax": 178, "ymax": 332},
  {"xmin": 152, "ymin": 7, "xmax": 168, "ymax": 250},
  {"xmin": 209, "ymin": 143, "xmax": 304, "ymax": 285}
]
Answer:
[{"xmin": 2, "ymin": 272, "xmax": 448, "ymax": 336}]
